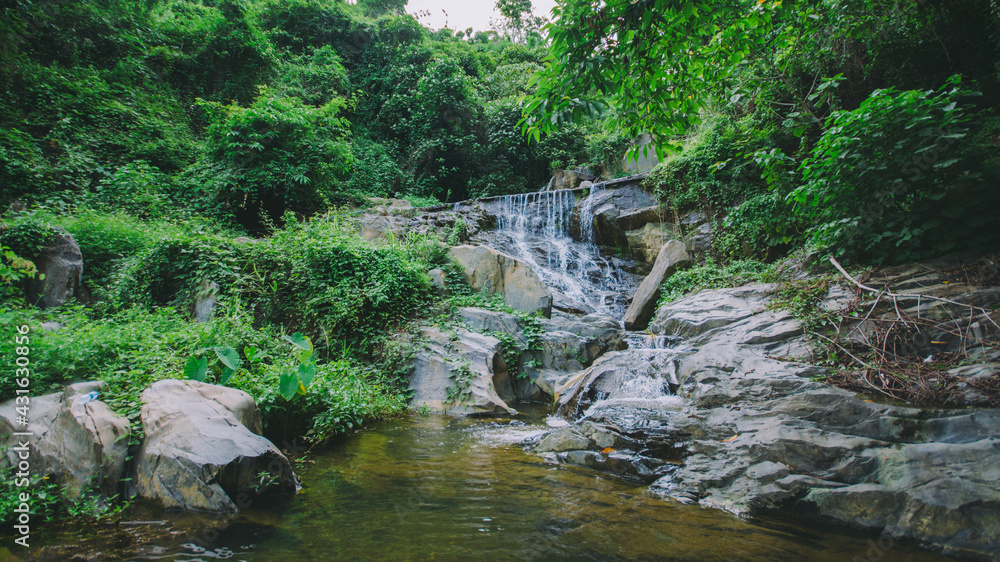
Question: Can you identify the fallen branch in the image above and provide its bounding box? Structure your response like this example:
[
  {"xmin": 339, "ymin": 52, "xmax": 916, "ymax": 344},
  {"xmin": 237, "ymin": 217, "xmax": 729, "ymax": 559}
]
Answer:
[{"xmin": 828, "ymin": 257, "xmax": 1000, "ymax": 331}]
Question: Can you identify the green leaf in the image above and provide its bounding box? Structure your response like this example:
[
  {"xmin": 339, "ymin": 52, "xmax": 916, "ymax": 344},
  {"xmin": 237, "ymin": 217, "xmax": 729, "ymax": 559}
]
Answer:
[
  {"xmin": 244, "ymin": 346, "xmax": 259, "ymax": 363},
  {"xmin": 220, "ymin": 367, "xmax": 237, "ymax": 385},
  {"xmin": 283, "ymin": 332, "xmax": 312, "ymax": 352},
  {"xmin": 214, "ymin": 346, "xmax": 242, "ymax": 370},
  {"xmin": 279, "ymin": 371, "xmax": 300, "ymax": 400},
  {"xmin": 296, "ymin": 361, "xmax": 317, "ymax": 388},
  {"xmin": 184, "ymin": 356, "xmax": 207, "ymax": 382}
]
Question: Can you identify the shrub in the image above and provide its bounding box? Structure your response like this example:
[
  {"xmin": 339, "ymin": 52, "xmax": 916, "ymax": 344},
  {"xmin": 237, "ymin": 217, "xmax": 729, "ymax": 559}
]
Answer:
[
  {"xmin": 199, "ymin": 92, "xmax": 354, "ymax": 228},
  {"xmin": 792, "ymin": 76, "xmax": 998, "ymax": 263},
  {"xmin": 657, "ymin": 259, "xmax": 775, "ymax": 306}
]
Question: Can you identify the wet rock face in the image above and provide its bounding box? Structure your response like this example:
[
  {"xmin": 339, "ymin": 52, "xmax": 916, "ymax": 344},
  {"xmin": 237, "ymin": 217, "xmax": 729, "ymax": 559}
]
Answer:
[
  {"xmin": 531, "ymin": 283, "xmax": 1000, "ymax": 559},
  {"xmin": 25, "ymin": 230, "xmax": 83, "ymax": 309},
  {"xmin": 134, "ymin": 380, "xmax": 299, "ymax": 514},
  {"xmin": 449, "ymin": 245, "xmax": 553, "ymax": 317},
  {"xmin": 407, "ymin": 325, "xmax": 516, "ymax": 416},
  {"xmin": 0, "ymin": 382, "xmax": 129, "ymax": 500}
]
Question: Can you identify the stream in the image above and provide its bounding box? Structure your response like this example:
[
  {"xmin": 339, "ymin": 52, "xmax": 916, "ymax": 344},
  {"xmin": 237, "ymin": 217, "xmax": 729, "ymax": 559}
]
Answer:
[
  {"xmin": 26, "ymin": 408, "xmax": 950, "ymax": 560},
  {"xmin": 18, "ymin": 188, "xmax": 962, "ymax": 560}
]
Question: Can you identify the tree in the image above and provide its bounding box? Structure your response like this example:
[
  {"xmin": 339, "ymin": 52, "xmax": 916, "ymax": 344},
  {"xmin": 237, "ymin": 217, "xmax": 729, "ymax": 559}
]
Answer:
[
  {"xmin": 519, "ymin": 0, "xmax": 791, "ymax": 155},
  {"xmin": 493, "ymin": 0, "xmax": 546, "ymax": 44}
]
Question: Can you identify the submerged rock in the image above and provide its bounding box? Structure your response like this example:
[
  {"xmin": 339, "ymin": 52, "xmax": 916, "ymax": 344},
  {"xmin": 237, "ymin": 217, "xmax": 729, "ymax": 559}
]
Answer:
[
  {"xmin": 134, "ymin": 380, "xmax": 299, "ymax": 514},
  {"xmin": 407, "ymin": 326, "xmax": 516, "ymax": 416},
  {"xmin": 0, "ymin": 382, "xmax": 129, "ymax": 500}
]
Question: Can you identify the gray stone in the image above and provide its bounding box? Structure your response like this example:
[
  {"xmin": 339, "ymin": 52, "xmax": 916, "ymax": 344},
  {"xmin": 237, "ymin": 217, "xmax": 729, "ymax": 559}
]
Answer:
[
  {"xmin": 622, "ymin": 240, "xmax": 691, "ymax": 331},
  {"xmin": 428, "ymin": 269, "xmax": 447, "ymax": 296},
  {"xmin": 625, "ymin": 222, "xmax": 674, "ymax": 263},
  {"xmin": 533, "ymin": 277, "xmax": 1000, "ymax": 558},
  {"xmin": 134, "ymin": 380, "xmax": 299, "ymax": 514},
  {"xmin": 534, "ymin": 428, "xmax": 592, "ymax": 452},
  {"xmin": 622, "ymin": 134, "xmax": 660, "ymax": 173},
  {"xmin": 193, "ymin": 279, "xmax": 219, "ymax": 322},
  {"xmin": 617, "ymin": 206, "xmax": 664, "ymax": 232},
  {"xmin": 25, "ymin": 229, "xmax": 82, "ymax": 309},
  {"xmin": 458, "ymin": 307, "xmax": 523, "ymax": 342},
  {"xmin": 407, "ymin": 327, "xmax": 516, "ymax": 416},
  {"xmin": 449, "ymin": 245, "xmax": 553, "ymax": 317},
  {"xmin": 0, "ymin": 382, "xmax": 129, "ymax": 500}
]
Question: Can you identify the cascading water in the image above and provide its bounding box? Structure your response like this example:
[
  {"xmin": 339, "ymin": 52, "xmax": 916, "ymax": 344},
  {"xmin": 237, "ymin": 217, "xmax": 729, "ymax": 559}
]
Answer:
[{"xmin": 490, "ymin": 186, "xmax": 636, "ymax": 317}]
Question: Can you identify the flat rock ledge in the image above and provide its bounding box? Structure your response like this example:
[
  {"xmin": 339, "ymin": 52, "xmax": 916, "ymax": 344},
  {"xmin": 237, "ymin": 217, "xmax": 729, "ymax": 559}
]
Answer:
[{"xmin": 530, "ymin": 284, "xmax": 1000, "ymax": 559}]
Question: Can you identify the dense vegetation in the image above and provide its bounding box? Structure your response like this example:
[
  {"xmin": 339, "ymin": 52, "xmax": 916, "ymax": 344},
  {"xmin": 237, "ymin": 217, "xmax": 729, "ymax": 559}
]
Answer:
[
  {"xmin": 526, "ymin": 0, "xmax": 1000, "ymax": 264},
  {"xmin": 2, "ymin": 0, "xmax": 1000, "ymax": 529}
]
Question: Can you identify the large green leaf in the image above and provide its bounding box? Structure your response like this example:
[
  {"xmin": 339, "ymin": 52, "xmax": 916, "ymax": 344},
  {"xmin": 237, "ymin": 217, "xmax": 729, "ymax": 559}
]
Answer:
[
  {"xmin": 278, "ymin": 371, "xmax": 299, "ymax": 400},
  {"xmin": 220, "ymin": 367, "xmax": 237, "ymax": 386},
  {"xmin": 184, "ymin": 356, "xmax": 207, "ymax": 382},
  {"xmin": 214, "ymin": 346, "xmax": 242, "ymax": 370},
  {"xmin": 296, "ymin": 361, "xmax": 317, "ymax": 388},
  {"xmin": 283, "ymin": 332, "xmax": 312, "ymax": 352}
]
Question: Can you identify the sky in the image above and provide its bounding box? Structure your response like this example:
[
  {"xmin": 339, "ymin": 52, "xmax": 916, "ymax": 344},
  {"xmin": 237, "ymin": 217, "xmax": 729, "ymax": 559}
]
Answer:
[{"xmin": 405, "ymin": 0, "xmax": 558, "ymax": 33}]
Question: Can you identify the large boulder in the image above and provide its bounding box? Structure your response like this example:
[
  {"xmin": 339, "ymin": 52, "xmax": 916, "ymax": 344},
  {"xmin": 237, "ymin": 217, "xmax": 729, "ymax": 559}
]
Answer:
[
  {"xmin": 622, "ymin": 240, "xmax": 691, "ymax": 331},
  {"xmin": 625, "ymin": 222, "xmax": 674, "ymax": 263},
  {"xmin": 449, "ymin": 245, "xmax": 552, "ymax": 316},
  {"xmin": 0, "ymin": 382, "xmax": 129, "ymax": 500},
  {"xmin": 25, "ymin": 229, "xmax": 82, "ymax": 309},
  {"xmin": 134, "ymin": 380, "xmax": 298, "ymax": 514},
  {"xmin": 533, "ymin": 281, "xmax": 1000, "ymax": 559},
  {"xmin": 588, "ymin": 186, "xmax": 658, "ymax": 249},
  {"xmin": 408, "ymin": 326, "xmax": 516, "ymax": 416}
]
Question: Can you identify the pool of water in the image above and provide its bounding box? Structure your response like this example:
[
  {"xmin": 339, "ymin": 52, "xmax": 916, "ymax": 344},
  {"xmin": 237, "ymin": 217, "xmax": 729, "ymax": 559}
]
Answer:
[{"xmin": 21, "ymin": 413, "xmax": 955, "ymax": 561}]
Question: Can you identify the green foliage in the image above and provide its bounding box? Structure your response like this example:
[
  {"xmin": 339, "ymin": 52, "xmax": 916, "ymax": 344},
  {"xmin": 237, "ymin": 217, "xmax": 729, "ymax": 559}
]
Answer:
[
  {"xmin": 0, "ymin": 215, "xmax": 60, "ymax": 261},
  {"xmin": 109, "ymin": 231, "xmax": 241, "ymax": 310},
  {"xmin": 657, "ymin": 259, "xmax": 775, "ymax": 307},
  {"xmin": 446, "ymin": 218, "xmax": 468, "ymax": 245},
  {"xmin": 792, "ymin": 77, "xmax": 998, "ymax": 263},
  {"xmin": 199, "ymin": 91, "xmax": 354, "ymax": 227},
  {"xmin": 645, "ymin": 120, "xmax": 762, "ymax": 215}
]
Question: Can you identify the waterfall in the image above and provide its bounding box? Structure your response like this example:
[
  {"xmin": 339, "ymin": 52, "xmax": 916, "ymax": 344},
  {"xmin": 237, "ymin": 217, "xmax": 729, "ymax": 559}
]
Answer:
[{"xmin": 490, "ymin": 187, "xmax": 634, "ymax": 318}]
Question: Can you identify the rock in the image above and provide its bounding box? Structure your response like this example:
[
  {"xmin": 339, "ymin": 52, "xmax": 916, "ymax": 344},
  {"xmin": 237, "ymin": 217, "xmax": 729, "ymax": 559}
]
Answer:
[
  {"xmin": 458, "ymin": 307, "xmax": 523, "ymax": 342},
  {"xmin": 0, "ymin": 382, "xmax": 129, "ymax": 500},
  {"xmin": 407, "ymin": 326, "xmax": 516, "ymax": 416},
  {"xmin": 134, "ymin": 380, "xmax": 299, "ymax": 514},
  {"xmin": 625, "ymin": 222, "xmax": 674, "ymax": 263},
  {"xmin": 449, "ymin": 245, "xmax": 553, "ymax": 316},
  {"xmin": 534, "ymin": 277, "xmax": 1000, "ymax": 558},
  {"xmin": 534, "ymin": 428, "xmax": 592, "ymax": 452},
  {"xmin": 589, "ymin": 185, "xmax": 658, "ymax": 248},
  {"xmin": 427, "ymin": 269, "xmax": 447, "ymax": 296},
  {"xmin": 622, "ymin": 240, "xmax": 691, "ymax": 331},
  {"xmin": 550, "ymin": 289, "xmax": 595, "ymax": 315},
  {"xmin": 555, "ymin": 349, "xmax": 682, "ymax": 419},
  {"xmin": 579, "ymin": 180, "xmax": 594, "ymax": 190},
  {"xmin": 617, "ymin": 206, "xmax": 663, "ymax": 232},
  {"xmin": 193, "ymin": 279, "xmax": 219, "ymax": 322},
  {"xmin": 686, "ymin": 222, "xmax": 713, "ymax": 258},
  {"xmin": 25, "ymin": 229, "xmax": 82, "ymax": 309}
]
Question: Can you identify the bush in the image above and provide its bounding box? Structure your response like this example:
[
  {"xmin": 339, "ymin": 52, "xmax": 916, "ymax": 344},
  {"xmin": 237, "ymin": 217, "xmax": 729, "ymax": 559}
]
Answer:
[
  {"xmin": 199, "ymin": 92, "xmax": 354, "ymax": 228},
  {"xmin": 657, "ymin": 259, "xmax": 775, "ymax": 306},
  {"xmin": 238, "ymin": 213, "xmax": 434, "ymax": 348},
  {"xmin": 792, "ymin": 76, "xmax": 998, "ymax": 263}
]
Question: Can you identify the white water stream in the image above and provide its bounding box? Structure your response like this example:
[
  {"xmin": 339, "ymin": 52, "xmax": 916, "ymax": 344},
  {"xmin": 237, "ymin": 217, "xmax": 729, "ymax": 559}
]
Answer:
[{"xmin": 490, "ymin": 186, "xmax": 635, "ymax": 317}]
